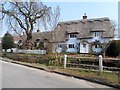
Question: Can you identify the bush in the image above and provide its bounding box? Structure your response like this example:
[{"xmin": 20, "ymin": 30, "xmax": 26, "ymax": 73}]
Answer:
[
  {"xmin": 106, "ymin": 40, "xmax": 120, "ymax": 57},
  {"xmin": 2, "ymin": 32, "xmax": 15, "ymax": 52},
  {"xmin": 4, "ymin": 53, "xmax": 63, "ymax": 66}
]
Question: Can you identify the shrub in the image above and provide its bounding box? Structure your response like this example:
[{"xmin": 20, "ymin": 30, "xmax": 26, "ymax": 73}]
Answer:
[
  {"xmin": 106, "ymin": 40, "xmax": 120, "ymax": 57},
  {"xmin": 2, "ymin": 32, "xmax": 15, "ymax": 52},
  {"xmin": 4, "ymin": 53, "xmax": 64, "ymax": 66}
]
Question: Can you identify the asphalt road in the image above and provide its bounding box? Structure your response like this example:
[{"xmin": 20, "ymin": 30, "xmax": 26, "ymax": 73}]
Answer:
[{"xmin": 1, "ymin": 60, "xmax": 112, "ymax": 88}]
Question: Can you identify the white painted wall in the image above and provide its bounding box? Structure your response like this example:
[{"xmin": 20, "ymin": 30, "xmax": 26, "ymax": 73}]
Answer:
[
  {"xmin": 85, "ymin": 37, "xmax": 113, "ymax": 43},
  {"xmin": 56, "ymin": 47, "xmax": 62, "ymax": 53},
  {"xmin": 79, "ymin": 36, "xmax": 113, "ymax": 53},
  {"xmin": 92, "ymin": 47, "xmax": 102, "ymax": 53},
  {"xmin": 66, "ymin": 38, "xmax": 80, "ymax": 53},
  {"xmin": 52, "ymin": 42, "xmax": 66, "ymax": 53},
  {"xmin": 2, "ymin": 48, "xmax": 17, "ymax": 53},
  {"xmin": 52, "ymin": 34, "xmax": 114, "ymax": 54}
]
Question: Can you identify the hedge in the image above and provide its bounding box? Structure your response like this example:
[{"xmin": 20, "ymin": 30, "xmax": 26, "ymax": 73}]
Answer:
[{"xmin": 106, "ymin": 40, "xmax": 120, "ymax": 57}]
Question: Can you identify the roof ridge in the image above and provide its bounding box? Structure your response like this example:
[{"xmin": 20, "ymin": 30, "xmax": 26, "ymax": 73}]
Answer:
[{"xmin": 58, "ymin": 17, "xmax": 110, "ymax": 24}]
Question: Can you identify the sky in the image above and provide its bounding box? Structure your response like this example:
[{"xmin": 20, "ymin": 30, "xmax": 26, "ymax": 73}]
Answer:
[
  {"xmin": 0, "ymin": 1, "xmax": 119, "ymax": 37},
  {"xmin": 45, "ymin": 2, "xmax": 118, "ymax": 22}
]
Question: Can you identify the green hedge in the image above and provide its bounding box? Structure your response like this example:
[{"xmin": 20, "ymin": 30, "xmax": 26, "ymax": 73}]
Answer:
[
  {"xmin": 3, "ymin": 53, "xmax": 63, "ymax": 66},
  {"xmin": 106, "ymin": 40, "xmax": 120, "ymax": 57}
]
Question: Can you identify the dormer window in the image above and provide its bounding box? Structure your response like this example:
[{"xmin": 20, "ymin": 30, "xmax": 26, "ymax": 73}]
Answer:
[
  {"xmin": 69, "ymin": 34, "xmax": 77, "ymax": 38},
  {"xmin": 94, "ymin": 32, "xmax": 102, "ymax": 37},
  {"xmin": 36, "ymin": 39, "xmax": 40, "ymax": 42}
]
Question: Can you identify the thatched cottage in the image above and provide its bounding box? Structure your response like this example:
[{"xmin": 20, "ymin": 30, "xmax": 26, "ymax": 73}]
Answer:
[{"xmin": 14, "ymin": 14, "xmax": 115, "ymax": 54}]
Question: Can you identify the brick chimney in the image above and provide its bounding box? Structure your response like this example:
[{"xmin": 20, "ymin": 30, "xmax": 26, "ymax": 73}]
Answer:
[{"xmin": 83, "ymin": 13, "xmax": 87, "ymax": 19}]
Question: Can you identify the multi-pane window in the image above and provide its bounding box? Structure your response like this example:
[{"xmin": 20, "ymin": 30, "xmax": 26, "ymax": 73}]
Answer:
[
  {"xmin": 69, "ymin": 34, "xmax": 77, "ymax": 38},
  {"xmin": 68, "ymin": 44, "xmax": 75, "ymax": 48},
  {"xmin": 94, "ymin": 32, "xmax": 102, "ymax": 37},
  {"xmin": 83, "ymin": 44, "xmax": 86, "ymax": 48}
]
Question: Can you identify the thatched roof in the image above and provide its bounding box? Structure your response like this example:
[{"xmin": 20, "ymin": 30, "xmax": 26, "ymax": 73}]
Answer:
[
  {"xmin": 12, "ymin": 31, "xmax": 52, "ymax": 43},
  {"xmin": 51, "ymin": 17, "xmax": 114, "ymax": 42},
  {"xmin": 32, "ymin": 31, "xmax": 52, "ymax": 42},
  {"xmin": 12, "ymin": 17, "xmax": 114, "ymax": 44}
]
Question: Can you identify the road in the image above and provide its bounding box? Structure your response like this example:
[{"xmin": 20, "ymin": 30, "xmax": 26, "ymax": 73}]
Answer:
[{"xmin": 1, "ymin": 60, "xmax": 112, "ymax": 88}]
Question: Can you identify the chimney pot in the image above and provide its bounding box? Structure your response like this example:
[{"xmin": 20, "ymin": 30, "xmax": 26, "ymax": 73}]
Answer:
[{"xmin": 83, "ymin": 13, "xmax": 87, "ymax": 19}]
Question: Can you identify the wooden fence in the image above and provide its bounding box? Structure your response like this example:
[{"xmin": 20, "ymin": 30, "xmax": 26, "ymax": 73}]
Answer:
[{"xmin": 64, "ymin": 55, "xmax": 120, "ymax": 71}]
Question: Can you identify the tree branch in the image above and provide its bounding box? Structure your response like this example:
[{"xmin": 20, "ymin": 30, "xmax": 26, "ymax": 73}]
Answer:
[{"xmin": 8, "ymin": 18, "xmax": 23, "ymax": 40}]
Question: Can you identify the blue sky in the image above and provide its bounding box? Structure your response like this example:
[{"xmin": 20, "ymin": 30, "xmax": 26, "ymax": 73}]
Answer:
[
  {"xmin": 45, "ymin": 2, "xmax": 118, "ymax": 22},
  {"xmin": 1, "ymin": 1, "xmax": 118, "ymax": 37}
]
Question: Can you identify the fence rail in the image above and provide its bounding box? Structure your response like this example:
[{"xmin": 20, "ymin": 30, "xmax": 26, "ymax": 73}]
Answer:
[
  {"xmin": 64, "ymin": 54, "xmax": 120, "ymax": 71},
  {"xmin": 68, "ymin": 56, "xmax": 120, "ymax": 61},
  {"xmin": 67, "ymin": 63, "xmax": 120, "ymax": 71}
]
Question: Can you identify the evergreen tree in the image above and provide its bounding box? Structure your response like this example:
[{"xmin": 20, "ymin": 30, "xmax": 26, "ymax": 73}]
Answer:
[{"xmin": 2, "ymin": 32, "xmax": 14, "ymax": 52}]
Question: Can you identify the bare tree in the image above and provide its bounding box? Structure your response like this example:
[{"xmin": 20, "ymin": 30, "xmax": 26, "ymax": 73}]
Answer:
[{"xmin": 1, "ymin": 1, "xmax": 60, "ymax": 49}]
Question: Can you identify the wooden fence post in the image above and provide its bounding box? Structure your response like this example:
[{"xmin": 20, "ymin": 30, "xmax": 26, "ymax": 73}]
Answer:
[
  {"xmin": 99, "ymin": 55, "xmax": 103, "ymax": 73},
  {"xmin": 64, "ymin": 54, "xmax": 67, "ymax": 69}
]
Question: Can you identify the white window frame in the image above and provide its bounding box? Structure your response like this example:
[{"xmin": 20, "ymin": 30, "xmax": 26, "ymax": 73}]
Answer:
[
  {"xmin": 94, "ymin": 32, "xmax": 102, "ymax": 37},
  {"xmin": 69, "ymin": 34, "xmax": 77, "ymax": 38}
]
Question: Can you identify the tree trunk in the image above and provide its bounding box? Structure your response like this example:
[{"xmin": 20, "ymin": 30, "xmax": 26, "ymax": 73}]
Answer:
[{"xmin": 25, "ymin": 33, "xmax": 33, "ymax": 50}]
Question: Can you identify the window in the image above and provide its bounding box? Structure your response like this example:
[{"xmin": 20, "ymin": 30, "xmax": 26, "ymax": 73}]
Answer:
[
  {"xmin": 95, "ymin": 45, "xmax": 97, "ymax": 48},
  {"xmin": 83, "ymin": 44, "xmax": 86, "ymax": 48},
  {"xmin": 36, "ymin": 39, "xmax": 40, "ymax": 42},
  {"xmin": 68, "ymin": 44, "xmax": 75, "ymax": 48},
  {"xmin": 94, "ymin": 32, "xmax": 102, "ymax": 37},
  {"xmin": 69, "ymin": 34, "xmax": 77, "ymax": 38},
  {"xmin": 95, "ymin": 44, "xmax": 101, "ymax": 48},
  {"xmin": 95, "ymin": 32, "xmax": 97, "ymax": 37},
  {"xmin": 58, "ymin": 44, "xmax": 62, "ymax": 48}
]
